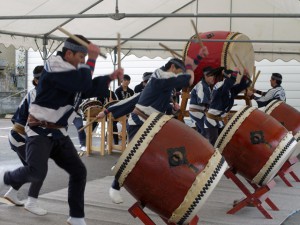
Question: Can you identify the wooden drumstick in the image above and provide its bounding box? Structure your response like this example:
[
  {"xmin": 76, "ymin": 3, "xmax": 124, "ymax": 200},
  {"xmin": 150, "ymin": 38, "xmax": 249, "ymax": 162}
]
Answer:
[
  {"xmin": 159, "ymin": 43, "xmax": 183, "ymax": 58},
  {"xmin": 78, "ymin": 117, "xmax": 98, "ymax": 132},
  {"xmin": 117, "ymin": 33, "xmax": 121, "ymax": 86},
  {"xmin": 253, "ymin": 66, "xmax": 256, "ymax": 83},
  {"xmin": 251, "ymin": 70, "xmax": 261, "ymax": 89},
  {"xmin": 57, "ymin": 27, "xmax": 107, "ymax": 59},
  {"xmin": 190, "ymin": 20, "xmax": 204, "ymax": 47}
]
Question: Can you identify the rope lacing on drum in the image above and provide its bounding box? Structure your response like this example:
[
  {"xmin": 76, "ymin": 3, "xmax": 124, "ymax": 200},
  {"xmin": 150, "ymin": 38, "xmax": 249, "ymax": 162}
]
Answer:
[
  {"xmin": 258, "ymin": 137, "xmax": 296, "ymax": 185},
  {"xmin": 115, "ymin": 113, "xmax": 164, "ymax": 181},
  {"xmin": 177, "ymin": 157, "xmax": 226, "ymax": 225},
  {"xmin": 215, "ymin": 106, "xmax": 251, "ymax": 149}
]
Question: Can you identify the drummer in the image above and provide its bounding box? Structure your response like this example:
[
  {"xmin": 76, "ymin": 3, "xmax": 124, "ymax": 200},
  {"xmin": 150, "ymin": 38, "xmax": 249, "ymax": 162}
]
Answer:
[
  {"xmin": 104, "ymin": 46, "xmax": 209, "ymax": 204},
  {"xmin": 1, "ymin": 35, "xmax": 124, "ymax": 225},
  {"xmin": 247, "ymin": 73, "xmax": 286, "ymax": 107},
  {"xmin": 189, "ymin": 66, "xmax": 217, "ymax": 137},
  {"xmin": 204, "ymin": 68, "xmax": 252, "ymax": 145}
]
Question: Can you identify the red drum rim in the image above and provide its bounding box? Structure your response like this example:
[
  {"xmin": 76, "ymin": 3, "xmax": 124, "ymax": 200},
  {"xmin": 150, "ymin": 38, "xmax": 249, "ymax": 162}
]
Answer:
[
  {"xmin": 215, "ymin": 106, "xmax": 297, "ymax": 185},
  {"xmin": 264, "ymin": 99, "xmax": 300, "ymax": 142},
  {"xmin": 264, "ymin": 99, "xmax": 283, "ymax": 115},
  {"xmin": 264, "ymin": 99, "xmax": 300, "ymax": 155},
  {"xmin": 113, "ymin": 113, "xmax": 228, "ymax": 224}
]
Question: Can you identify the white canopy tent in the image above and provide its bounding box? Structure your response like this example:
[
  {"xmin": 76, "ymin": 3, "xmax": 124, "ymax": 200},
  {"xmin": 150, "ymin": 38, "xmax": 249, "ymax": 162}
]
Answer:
[{"xmin": 0, "ymin": 0, "xmax": 300, "ymax": 61}]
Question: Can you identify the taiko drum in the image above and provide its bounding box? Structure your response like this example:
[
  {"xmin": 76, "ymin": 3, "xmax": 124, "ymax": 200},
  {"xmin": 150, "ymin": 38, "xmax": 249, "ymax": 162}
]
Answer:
[
  {"xmin": 215, "ymin": 106, "xmax": 297, "ymax": 186},
  {"xmin": 264, "ymin": 100, "xmax": 300, "ymax": 156},
  {"xmin": 113, "ymin": 113, "xmax": 228, "ymax": 224},
  {"xmin": 183, "ymin": 31, "xmax": 255, "ymax": 86}
]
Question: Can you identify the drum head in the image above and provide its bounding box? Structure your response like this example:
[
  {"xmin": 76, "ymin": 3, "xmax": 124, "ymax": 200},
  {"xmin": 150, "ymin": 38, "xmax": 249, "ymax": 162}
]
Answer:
[
  {"xmin": 183, "ymin": 31, "xmax": 254, "ymax": 86},
  {"xmin": 104, "ymin": 100, "xmax": 119, "ymax": 109}
]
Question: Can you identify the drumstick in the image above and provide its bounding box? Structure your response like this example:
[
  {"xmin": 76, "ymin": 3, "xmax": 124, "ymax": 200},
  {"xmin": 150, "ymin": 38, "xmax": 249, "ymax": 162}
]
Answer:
[
  {"xmin": 253, "ymin": 66, "xmax": 256, "ymax": 83},
  {"xmin": 78, "ymin": 117, "xmax": 98, "ymax": 132},
  {"xmin": 159, "ymin": 43, "xmax": 183, "ymax": 58},
  {"xmin": 251, "ymin": 70, "xmax": 261, "ymax": 89},
  {"xmin": 190, "ymin": 20, "xmax": 204, "ymax": 47},
  {"xmin": 117, "ymin": 33, "xmax": 121, "ymax": 86},
  {"xmin": 117, "ymin": 33, "xmax": 121, "ymax": 69},
  {"xmin": 57, "ymin": 27, "xmax": 107, "ymax": 59}
]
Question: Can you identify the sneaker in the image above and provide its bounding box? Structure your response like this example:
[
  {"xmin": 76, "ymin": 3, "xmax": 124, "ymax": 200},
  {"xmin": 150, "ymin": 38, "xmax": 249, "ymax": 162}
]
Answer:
[
  {"xmin": 67, "ymin": 217, "xmax": 87, "ymax": 225},
  {"xmin": 4, "ymin": 187, "xmax": 24, "ymax": 206},
  {"xmin": 24, "ymin": 199, "xmax": 47, "ymax": 216},
  {"xmin": 109, "ymin": 187, "xmax": 123, "ymax": 204},
  {"xmin": 80, "ymin": 146, "xmax": 86, "ymax": 152}
]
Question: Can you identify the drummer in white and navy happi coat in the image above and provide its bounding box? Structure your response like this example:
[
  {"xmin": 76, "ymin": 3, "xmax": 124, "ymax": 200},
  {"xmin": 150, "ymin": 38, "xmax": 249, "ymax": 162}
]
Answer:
[
  {"xmin": 247, "ymin": 72, "xmax": 286, "ymax": 108},
  {"xmin": 2, "ymin": 35, "xmax": 123, "ymax": 225},
  {"xmin": 108, "ymin": 46, "xmax": 209, "ymax": 205},
  {"xmin": 189, "ymin": 66, "xmax": 217, "ymax": 137},
  {"xmin": 127, "ymin": 56, "xmax": 203, "ymax": 141},
  {"xmin": 5, "ymin": 66, "xmax": 48, "ymax": 215},
  {"xmin": 204, "ymin": 68, "xmax": 252, "ymax": 145}
]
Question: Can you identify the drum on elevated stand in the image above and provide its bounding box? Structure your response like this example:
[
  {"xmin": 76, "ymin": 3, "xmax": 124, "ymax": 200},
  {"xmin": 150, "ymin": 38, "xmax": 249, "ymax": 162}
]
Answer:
[
  {"xmin": 183, "ymin": 31, "xmax": 255, "ymax": 86},
  {"xmin": 178, "ymin": 31, "xmax": 255, "ymax": 121},
  {"xmin": 215, "ymin": 106, "xmax": 297, "ymax": 186},
  {"xmin": 264, "ymin": 100, "xmax": 300, "ymax": 156},
  {"xmin": 113, "ymin": 113, "xmax": 228, "ymax": 224},
  {"xmin": 79, "ymin": 99, "xmax": 103, "ymax": 118}
]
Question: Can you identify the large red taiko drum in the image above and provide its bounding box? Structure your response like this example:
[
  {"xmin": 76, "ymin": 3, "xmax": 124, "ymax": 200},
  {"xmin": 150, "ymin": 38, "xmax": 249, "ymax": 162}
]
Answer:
[
  {"xmin": 264, "ymin": 100, "xmax": 300, "ymax": 156},
  {"xmin": 113, "ymin": 113, "xmax": 228, "ymax": 224},
  {"xmin": 215, "ymin": 106, "xmax": 297, "ymax": 186},
  {"xmin": 183, "ymin": 31, "xmax": 254, "ymax": 86}
]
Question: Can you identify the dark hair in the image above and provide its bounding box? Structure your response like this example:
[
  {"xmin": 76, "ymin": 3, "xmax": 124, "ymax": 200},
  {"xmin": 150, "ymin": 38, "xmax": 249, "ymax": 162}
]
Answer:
[
  {"xmin": 33, "ymin": 65, "xmax": 44, "ymax": 75},
  {"xmin": 32, "ymin": 65, "xmax": 44, "ymax": 86},
  {"xmin": 123, "ymin": 74, "xmax": 131, "ymax": 81},
  {"xmin": 271, "ymin": 73, "xmax": 282, "ymax": 85},
  {"xmin": 161, "ymin": 58, "xmax": 185, "ymax": 71},
  {"xmin": 62, "ymin": 34, "xmax": 90, "ymax": 56},
  {"xmin": 203, "ymin": 66, "xmax": 215, "ymax": 76}
]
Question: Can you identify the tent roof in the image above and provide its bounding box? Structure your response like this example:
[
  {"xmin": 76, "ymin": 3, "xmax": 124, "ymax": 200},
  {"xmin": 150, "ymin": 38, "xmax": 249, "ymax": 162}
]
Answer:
[{"xmin": 1, "ymin": 0, "xmax": 300, "ymax": 61}]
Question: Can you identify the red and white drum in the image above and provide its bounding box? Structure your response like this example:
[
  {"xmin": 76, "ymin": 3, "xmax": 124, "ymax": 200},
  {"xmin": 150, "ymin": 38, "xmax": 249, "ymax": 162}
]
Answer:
[
  {"xmin": 264, "ymin": 100, "xmax": 300, "ymax": 156},
  {"xmin": 79, "ymin": 99, "xmax": 102, "ymax": 118},
  {"xmin": 113, "ymin": 113, "xmax": 227, "ymax": 224},
  {"xmin": 183, "ymin": 31, "xmax": 254, "ymax": 86},
  {"xmin": 215, "ymin": 106, "xmax": 297, "ymax": 186}
]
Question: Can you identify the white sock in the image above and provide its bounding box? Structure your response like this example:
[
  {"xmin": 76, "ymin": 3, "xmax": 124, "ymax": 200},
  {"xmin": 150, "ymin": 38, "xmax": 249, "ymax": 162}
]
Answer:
[
  {"xmin": 4, "ymin": 187, "xmax": 24, "ymax": 206},
  {"xmin": 6, "ymin": 187, "xmax": 17, "ymax": 195},
  {"xmin": 26, "ymin": 196, "xmax": 37, "ymax": 205},
  {"xmin": 25, "ymin": 197, "xmax": 47, "ymax": 216},
  {"xmin": 67, "ymin": 217, "xmax": 86, "ymax": 225}
]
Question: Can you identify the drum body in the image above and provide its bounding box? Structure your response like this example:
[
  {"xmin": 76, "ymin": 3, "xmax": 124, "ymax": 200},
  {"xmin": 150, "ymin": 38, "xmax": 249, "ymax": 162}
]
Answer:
[
  {"xmin": 215, "ymin": 106, "xmax": 297, "ymax": 186},
  {"xmin": 79, "ymin": 99, "xmax": 102, "ymax": 118},
  {"xmin": 183, "ymin": 31, "xmax": 254, "ymax": 86},
  {"xmin": 264, "ymin": 100, "xmax": 300, "ymax": 156},
  {"xmin": 113, "ymin": 113, "xmax": 227, "ymax": 224}
]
